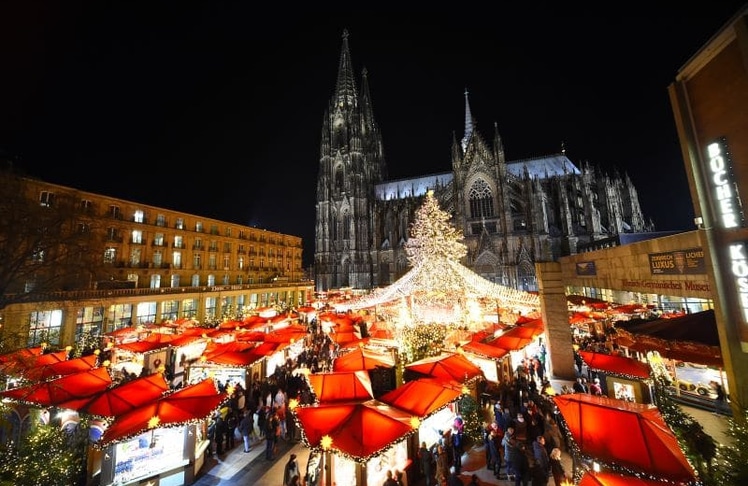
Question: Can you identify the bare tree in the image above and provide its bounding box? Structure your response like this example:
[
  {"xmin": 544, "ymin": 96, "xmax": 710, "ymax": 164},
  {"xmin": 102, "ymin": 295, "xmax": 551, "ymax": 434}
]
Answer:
[{"xmin": 0, "ymin": 167, "xmax": 110, "ymax": 314}]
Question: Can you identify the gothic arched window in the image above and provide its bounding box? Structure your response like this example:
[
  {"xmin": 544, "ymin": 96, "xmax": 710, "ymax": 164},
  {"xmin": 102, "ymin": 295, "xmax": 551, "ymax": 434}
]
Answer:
[
  {"xmin": 468, "ymin": 179, "xmax": 494, "ymax": 219},
  {"xmin": 343, "ymin": 211, "xmax": 351, "ymax": 240},
  {"xmin": 335, "ymin": 166, "xmax": 345, "ymax": 193},
  {"xmin": 331, "ymin": 213, "xmax": 338, "ymax": 241}
]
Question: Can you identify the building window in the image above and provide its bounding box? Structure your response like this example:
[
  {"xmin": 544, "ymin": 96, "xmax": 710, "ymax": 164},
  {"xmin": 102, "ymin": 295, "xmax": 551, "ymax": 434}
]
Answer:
[
  {"xmin": 104, "ymin": 247, "xmax": 116, "ymax": 263},
  {"xmin": 209, "ymin": 254, "xmax": 217, "ymax": 270},
  {"xmin": 28, "ymin": 310, "xmax": 63, "ymax": 347},
  {"xmin": 156, "ymin": 214, "xmax": 166, "ymax": 227},
  {"xmin": 134, "ymin": 210, "xmax": 145, "ymax": 223},
  {"xmin": 105, "ymin": 303, "xmax": 133, "ymax": 333},
  {"xmin": 80, "ymin": 199, "xmax": 93, "ymax": 212},
  {"xmin": 170, "ymin": 274, "xmax": 180, "ymax": 288},
  {"xmin": 150, "ymin": 274, "xmax": 161, "ymax": 289},
  {"xmin": 78, "ymin": 222, "xmax": 91, "ymax": 234},
  {"xmin": 210, "ymin": 225, "xmax": 219, "ymax": 235},
  {"xmin": 153, "ymin": 250, "xmax": 163, "ymax": 268},
  {"xmin": 175, "ymin": 218, "xmax": 184, "ymax": 230},
  {"xmin": 154, "ymin": 233, "xmax": 165, "ymax": 246},
  {"xmin": 205, "ymin": 297, "xmax": 217, "ymax": 320},
  {"xmin": 161, "ymin": 300, "xmax": 179, "ymax": 321},
  {"xmin": 191, "ymin": 274, "xmax": 200, "ymax": 287},
  {"xmin": 238, "ymin": 256, "xmax": 245, "ymax": 270},
  {"xmin": 226, "ymin": 227, "xmax": 232, "ymax": 237},
  {"xmin": 343, "ymin": 212, "xmax": 351, "ymax": 239},
  {"xmin": 468, "ymin": 179, "xmax": 494, "ymax": 219},
  {"xmin": 223, "ymin": 242, "xmax": 231, "ymax": 253},
  {"xmin": 196, "ymin": 221, "xmax": 203, "ymax": 233},
  {"xmin": 131, "ymin": 230, "xmax": 143, "ymax": 244},
  {"xmin": 223, "ymin": 255, "xmax": 230, "ymax": 269},
  {"xmin": 130, "ymin": 248, "xmax": 141, "ymax": 267},
  {"xmin": 172, "ymin": 251, "xmax": 182, "ymax": 269},
  {"xmin": 207, "ymin": 274, "xmax": 216, "ymax": 286},
  {"xmin": 135, "ymin": 302, "xmax": 157, "ymax": 325},
  {"xmin": 193, "ymin": 253, "xmax": 201, "ymax": 269},
  {"xmin": 75, "ymin": 306, "xmax": 104, "ymax": 342},
  {"xmin": 174, "ymin": 235, "xmax": 184, "ymax": 249},
  {"xmin": 109, "ymin": 205, "xmax": 121, "ymax": 219},
  {"xmin": 39, "ymin": 191, "xmax": 56, "ymax": 208}
]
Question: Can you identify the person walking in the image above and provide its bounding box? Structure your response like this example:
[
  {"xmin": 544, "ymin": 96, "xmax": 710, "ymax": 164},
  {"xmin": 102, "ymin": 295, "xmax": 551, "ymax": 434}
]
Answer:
[
  {"xmin": 712, "ymin": 380, "xmax": 726, "ymax": 414},
  {"xmin": 283, "ymin": 453, "xmax": 300, "ymax": 486},
  {"xmin": 213, "ymin": 413, "xmax": 226, "ymax": 455},
  {"xmin": 549, "ymin": 447, "xmax": 568, "ymax": 486},
  {"xmin": 511, "ymin": 442, "xmax": 531, "ymax": 486},
  {"xmin": 417, "ymin": 441, "xmax": 435, "ymax": 486},
  {"xmin": 532, "ymin": 435, "xmax": 550, "ymax": 486},
  {"xmin": 238, "ymin": 410, "xmax": 253, "ymax": 453}
]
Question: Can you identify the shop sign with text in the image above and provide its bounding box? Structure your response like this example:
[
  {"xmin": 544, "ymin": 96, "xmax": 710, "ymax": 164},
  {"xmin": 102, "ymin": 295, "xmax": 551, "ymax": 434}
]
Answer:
[{"xmin": 648, "ymin": 248, "xmax": 706, "ymax": 275}]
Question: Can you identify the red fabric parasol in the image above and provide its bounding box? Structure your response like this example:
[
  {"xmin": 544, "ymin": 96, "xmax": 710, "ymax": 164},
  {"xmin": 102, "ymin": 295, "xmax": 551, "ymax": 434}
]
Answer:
[
  {"xmin": 579, "ymin": 351, "xmax": 651, "ymax": 380},
  {"xmin": 0, "ymin": 367, "xmax": 112, "ymax": 407},
  {"xmin": 579, "ymin": 471, "xmax": 680, "ymax": 486},
  {"xmin": 200, "ymin": 341, "xmax": 281, "ymax": 367},
  {"xmin": 293, "ymin": 400, "xmax": 415, "ymax": 461},
  {"xmin": 307, "ymin": 371, "xmax": 374, "ymax": 403},
  {"xmin": 404, "ymin": 352, "xmax": 484, "ymax": 383},
  {"xmin": 553, "ymin": 394, "xmax": 696, "ymax": 483},
  {"xmin": 378, "ymin": 378, "xmax": 462, "ymax": 418},
  {"xmin": 333, "ymin": 347, "xmax": 395, "ymax": 371},
  {"xmin": 69, "ymin": 373, "xmax": 170, "ymax": 416},
  {"xmin": 97, "ymin": 378, "xmax": 227, "ymax": 447}
]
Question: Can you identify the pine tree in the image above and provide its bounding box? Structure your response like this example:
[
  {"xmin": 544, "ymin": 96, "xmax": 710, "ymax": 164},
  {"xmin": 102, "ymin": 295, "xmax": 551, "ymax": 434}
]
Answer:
[{"xmin": 404, "ymin": 190, "xmax": 467, "ymax": 267}]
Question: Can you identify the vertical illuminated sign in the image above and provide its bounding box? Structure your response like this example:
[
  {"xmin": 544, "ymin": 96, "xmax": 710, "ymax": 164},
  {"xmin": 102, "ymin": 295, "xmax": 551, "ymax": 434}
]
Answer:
[
  {"xmin": 707, "ymin": 138, "xmax": 748, "ymax": 346},
  {"xmin": 706, "ymin": 138, "xmax": 744, "ymax": 229}
]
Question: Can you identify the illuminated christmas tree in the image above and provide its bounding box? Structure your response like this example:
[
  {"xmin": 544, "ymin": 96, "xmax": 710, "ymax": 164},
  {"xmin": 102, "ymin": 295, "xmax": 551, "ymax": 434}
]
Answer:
[{"xmin": 404, "ymin": 190, "xmax": 467, "ymax": 266}]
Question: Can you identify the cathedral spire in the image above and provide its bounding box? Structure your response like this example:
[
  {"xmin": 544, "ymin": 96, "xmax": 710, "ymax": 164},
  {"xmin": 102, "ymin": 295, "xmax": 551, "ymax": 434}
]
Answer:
[
  {"xmin": 335, "ymin": 29, "xmax": 358, "ymax": 106},
  {"xmin": 461, "ymin": 88, "xmax": 474, "ymax": 153}
]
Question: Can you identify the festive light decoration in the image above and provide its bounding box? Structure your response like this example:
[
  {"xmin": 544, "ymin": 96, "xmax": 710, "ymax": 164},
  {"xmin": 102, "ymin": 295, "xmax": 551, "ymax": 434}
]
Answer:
[
  {"xmin": 320, "ymin": 435, "xmax": 333, "ymax": 450},
  {"xmin": 148, "ymin": 416, "xmax": 160, "ymax": 429},
  {"xmin": 409, "ymin": 416, "xmax": 421, "ymax": 429},
  {"xmin": 288, "ymin": 398, "xmax": 299, "ymax": 410}
]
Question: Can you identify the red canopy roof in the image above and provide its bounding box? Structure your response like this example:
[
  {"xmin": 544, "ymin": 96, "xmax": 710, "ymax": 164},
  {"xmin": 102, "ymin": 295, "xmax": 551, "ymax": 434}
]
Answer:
[
  {"xmin": 0, "ymin": 349, "xmax": 68, "ymax": 376},
  {"xmin": 97, "ymin": 378, "xmax": 227, "ymax": 448},
  {"xmin": 333, "ymin": 347, "xmax": 395, "ymax": 371},
  {"xmin": 579, "ymin": 351, "xmax": 651, "ymax": 380},
  {"xmin": 0, "ymin": 367, "xmax": 112, "ymax": 407},
  {"xmin": 307, "ymin": 371, "xmax": 374, "ymax": 403},
  {"xmin": 405, "ymin": 352, "xmax": 484, "ymax": 383},
  {"xmin": 22, "ymin": 354, "xmax": 98, "ymax": 382},
  {"xmin": 461, "ymin": 341, "xmax": 510, "ymax": 360},
  {"xmin": 378, "ymin": 378, "xmax": 462, "ymax": 418},
  {"xmin": 553, "ymin": 394, "xmax": 695, "ymax": 483},
  {"xmin": 293, "ymin": 400, "xmax": 416, "ymax": 462},
  {"xmin": 70, "ymin": 373, "xmax": 170, "ymax": 417},
  {"xmin": 579, "ymin": 471, "xmax": 676, "ymax": 486}
]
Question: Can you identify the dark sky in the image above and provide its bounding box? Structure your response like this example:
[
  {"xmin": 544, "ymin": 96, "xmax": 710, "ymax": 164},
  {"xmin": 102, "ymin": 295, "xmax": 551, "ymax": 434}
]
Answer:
[{"xmin": 1, "ymin": 3, "xmax": 745, "ymax": 267}]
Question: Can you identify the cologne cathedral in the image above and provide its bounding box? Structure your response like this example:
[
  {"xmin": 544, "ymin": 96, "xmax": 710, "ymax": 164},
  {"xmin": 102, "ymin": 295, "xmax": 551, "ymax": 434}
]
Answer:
[{"xmin": 314, "ymin": 31, "xmax": 652, "ymax": 292}]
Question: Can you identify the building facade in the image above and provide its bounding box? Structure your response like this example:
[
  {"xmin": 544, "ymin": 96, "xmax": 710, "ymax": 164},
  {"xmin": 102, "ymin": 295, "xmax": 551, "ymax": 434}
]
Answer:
[
  {"xmin": 315, "ymin": 31, "xmax": 653, "ymax": 292},
  {"xmin": 668, "ymin": 5, "xmax": 748, "ymax": 413},
  {"xmin": 0, "ymin": 169, "xmax": 313, "ymax": 349}
]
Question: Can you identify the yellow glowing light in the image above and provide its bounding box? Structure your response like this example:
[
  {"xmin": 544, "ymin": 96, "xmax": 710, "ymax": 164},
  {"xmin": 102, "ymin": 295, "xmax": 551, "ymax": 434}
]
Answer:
[
  {"xmin": 107, "ymin": 341, "xmax": 114, "ymax": 349},
  {"xmin": 102, "ymin": 360, "xmax": 111, "ymax": 367},
  {"xmin": 94, "ymin": 349, "xmax": 101, "ymax": 355},
  {"xmin": 288, "ymin": 398, "xmax": 299, "ymax": 410},
  {"xmin": 148, "ymin": 416, "xmax": 161, "ymax": 429},
  {"xmin": 320, "ymin": 435, "xmax": 333, "ymax": 450},
  {"xmin": 200, "ymin": 356, "xmax": 207, "ymax": 362},
  {"xmin": 202, "ymin": 333, "xmax": 208, "ymax": 339},
  {"xmin": 461, "ymin": 385, "xmax": 470, "ymax": 395},
  {"xmin": 226, "ymin": 385, "xmax": 235, "ymax": 396},
  {"xmin": 65, "ymin": 345, "xmax": 73, "ymax": 352},
  {"xmin": 409, "ymin": 416, "xmax": 421, "ymax": 429},
  {"xmin": 456, "ymin": 346, "xmax": 464, "ymax": 355}
]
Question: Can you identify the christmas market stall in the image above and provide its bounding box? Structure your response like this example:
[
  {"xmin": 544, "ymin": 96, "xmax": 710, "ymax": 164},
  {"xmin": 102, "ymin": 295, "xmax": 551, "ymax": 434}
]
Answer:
[
  {"xmin": 292, "ymin": 399, "xmax": 418, "ymax": 486},
  {"xmin": 578, "ymin": 350, "xmax": 653, "ymax": 403},
  {"xmin": 552, "ymin": 393, "xmax": 697, "ymax": 484}
]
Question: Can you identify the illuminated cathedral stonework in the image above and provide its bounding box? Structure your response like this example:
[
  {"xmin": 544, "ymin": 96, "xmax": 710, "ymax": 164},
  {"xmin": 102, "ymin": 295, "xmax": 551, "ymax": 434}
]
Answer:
[{"xmin": 314, "ymin": 31, "xmax": 652, "ymax": 292}]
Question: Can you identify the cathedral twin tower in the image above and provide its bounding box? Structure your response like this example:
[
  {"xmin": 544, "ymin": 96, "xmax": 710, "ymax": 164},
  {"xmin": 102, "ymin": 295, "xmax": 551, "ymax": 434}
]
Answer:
[{"xmin": 314, "ymin": 31, "xmax": 651, "ymax": 292}]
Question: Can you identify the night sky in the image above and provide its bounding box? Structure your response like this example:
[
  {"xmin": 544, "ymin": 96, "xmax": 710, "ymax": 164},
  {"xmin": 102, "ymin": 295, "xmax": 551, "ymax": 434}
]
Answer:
[{"xmin": 1, "ymin": 3, "xmax": 745, "ymax": 267}]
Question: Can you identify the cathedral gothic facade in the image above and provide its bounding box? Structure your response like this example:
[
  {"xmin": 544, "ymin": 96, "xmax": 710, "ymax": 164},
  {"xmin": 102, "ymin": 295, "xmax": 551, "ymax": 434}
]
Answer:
[{"xmin": 315, "ymin": 31, "xmax": 652, "ymax": 292}]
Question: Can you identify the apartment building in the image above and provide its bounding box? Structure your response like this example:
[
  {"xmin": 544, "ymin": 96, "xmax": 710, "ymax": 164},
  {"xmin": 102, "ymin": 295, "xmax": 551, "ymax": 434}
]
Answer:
[{"xmin": 0, "ymin": 171, "xmax": 313, "ymax": 349}]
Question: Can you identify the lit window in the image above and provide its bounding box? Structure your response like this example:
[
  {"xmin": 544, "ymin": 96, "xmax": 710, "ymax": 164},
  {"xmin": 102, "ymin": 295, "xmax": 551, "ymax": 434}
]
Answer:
[{"xmin": 134, "ymin": 210, "xmax": 144, "ymax": 223}]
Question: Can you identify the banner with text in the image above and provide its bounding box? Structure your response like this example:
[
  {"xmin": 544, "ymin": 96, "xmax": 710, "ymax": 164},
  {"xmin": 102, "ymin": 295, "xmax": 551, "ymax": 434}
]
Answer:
[{"xmin": 648, "ymin": 248, "xmax": 706, "ymax": 275}]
